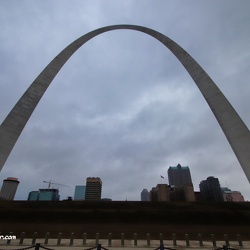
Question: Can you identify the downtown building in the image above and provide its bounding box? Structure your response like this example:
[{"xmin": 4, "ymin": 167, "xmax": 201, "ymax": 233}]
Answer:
[
  {"xmin": 170, "ymin": 185, "xmax": 196, "ymax": 201},
  {"xmin": 141, "ymin": 189, "xmax": 150, "ymax": 201},
  {"xmin": 148, "ymin": 163, "xmax": 196, "ymax": 202},
  {"xmin": 0, "ymin": 177, "xmax": 20, "ymax": 200},
  {"xmin": 168, "ymin": 164, "xmax": 193, "ymax": 187},
  {"xmin": 74, "ymin": 185, "xmax": 86, "ymax": 200},
  {"xmin": 199, "ymin": 176, "xmax": 224, "ymax": 202},
  {"xmin": 149, "ymin": 184, "xmax": 196, "ymax": 202},
  {"xmin": 85, "ymin": 177, "xmax": 102, "ymax": 201},
  {"xmin": 221, "ymin": 187, "xmax": 245, "ymax": 202},
  {"xmin": 167, "ymin": 164, "xmax": 195, "ymax": 201},
  {"xmin": 149, "ymin": 184, "xmax": 171, "ymax": 201},
  {"xmin": 28, "ymin": 189, "xmax": 60, "ymax": 201}
]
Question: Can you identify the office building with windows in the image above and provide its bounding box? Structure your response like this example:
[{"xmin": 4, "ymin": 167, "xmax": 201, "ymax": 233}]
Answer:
[
  {"xmin": 149, "ymin": 184, "xmax": 171, "ymax": 201},
  {"xmin": 27, "ymin": 189, "xmax": 60, "ymax": 201},
  {"xmin": 168, "ymin": 164, "xmax": 193, "ymax": 188},
  {"xmin": 170, "ymin": 184, "xmax": 196, "ymax": 201},
  {"xmin": 199, "ymin": 176, "xmax": 224, "ymax": 202},
  {"xmin": 38, "ymin": 189, "xmax": 60, "ymax": 201},
  {"xmin": 85, "ymin": 177, "xmax": 102, "ymax": 201}
]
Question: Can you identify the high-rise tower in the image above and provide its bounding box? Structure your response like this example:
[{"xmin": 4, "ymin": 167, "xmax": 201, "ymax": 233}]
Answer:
[
  {"xmin": 0, "ymin": 177, "xmax": 20, "ymax": 200},
  {"xmin": 199, "ymin": 176, "xmax": 224, "ymax": 202},
  {"xmin": 85, "ymin": 177, "xmax": 102, "ymax": 201},
  {"xmin": 168, "ymin": 164, "xmax": 193, "ymax": 188}
]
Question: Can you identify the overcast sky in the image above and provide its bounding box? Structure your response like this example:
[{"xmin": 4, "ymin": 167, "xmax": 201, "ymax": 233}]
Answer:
[{"xmin": 0, "ymin": 1, "xmax": 250, "ymax": 201}]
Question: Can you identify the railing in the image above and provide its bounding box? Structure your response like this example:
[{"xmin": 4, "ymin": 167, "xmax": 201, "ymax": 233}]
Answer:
[
  {"xmin": 0, "ymin": 232, "xmax": 245, "ymax": 249},
  {"xmin": 0, "ymin": 242, "xmax": 241, "ymax": 250}
]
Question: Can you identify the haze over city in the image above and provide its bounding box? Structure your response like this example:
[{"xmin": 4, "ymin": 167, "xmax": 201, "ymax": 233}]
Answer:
[{"xmin": 0, "ymin": 1, "xmax": 250, "ymax": 201}]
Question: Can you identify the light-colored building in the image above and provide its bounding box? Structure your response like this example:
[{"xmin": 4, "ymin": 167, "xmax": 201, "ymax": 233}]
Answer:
[
  {"xmin": 184, "ymin": 185, "xmax": 196, "ymax": 201},
  {"xmin": 74, "ymin": 185, "xmax": 86, "ymax": 200},
  {"xmin": 85, "ymin": 177, "xmax": 102, "ymax": 201},
  {"xmin": 149, "ymin": 184, "xmax": 171, "ymax": 201},
  {"xmin": 221, "ymin": 187, "xmax": 245, "ymax": 202},
  {"xmin": 0, "ymin": 177, "xmax": 19, "ymax": 200}
]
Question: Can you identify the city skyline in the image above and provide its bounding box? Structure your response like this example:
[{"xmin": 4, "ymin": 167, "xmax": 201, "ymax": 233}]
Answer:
[
  {"xmin": 144, "ymin": 164, "xmax": 245, "ymax": 202},
  {"xmin": 0, "ymin": 1, "xmax": 250, "ymax": 201},
  {"xmin": 8, "ymin": 167, "xmax": 246, "ymax": 201}
]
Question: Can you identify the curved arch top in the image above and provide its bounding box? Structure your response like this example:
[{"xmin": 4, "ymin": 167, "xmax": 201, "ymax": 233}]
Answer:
[{"xmin": 0, "ymin": 24, "xmax": 250, "ymax": 181}]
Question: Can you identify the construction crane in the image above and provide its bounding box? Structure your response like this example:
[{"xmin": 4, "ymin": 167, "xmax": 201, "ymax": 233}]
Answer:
[{"xmin": 43, "ymin": 180, "xmax": 69, "ymax": 189}]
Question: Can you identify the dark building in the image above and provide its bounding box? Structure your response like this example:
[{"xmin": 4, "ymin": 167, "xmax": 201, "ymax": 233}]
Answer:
[
  {"xmin": 168, "ymin": 164, "xmax": 193, "ymax": 188},
  {"xmin": 194, "ymin": 191, "xmax": 203, "ymax": 201},
  {"xmin": 199, "ymin": 176, "xmax": 224, "ymax": 202},
  {"xmin": 85, "ymin": 177, "xmax": 102, "ymax": 201},
  {"xmin": 149, "ymin": 187, "xmax": 158, "ymax": 201},
  {"xmin": 170, "ymin": 184, "xmax": 196, "ymax": 201}
]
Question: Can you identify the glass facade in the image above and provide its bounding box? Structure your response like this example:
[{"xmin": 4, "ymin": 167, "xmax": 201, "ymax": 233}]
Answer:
[
  {"xmin": 74, "ymin": 185, "xmax": 86, "ymax": 200},
  {"xmin": 27, "ymin": 191, "xmax": 39, "ymax": 201},
  {"xmin": 38, "ymin": 189, "xmax": 60, "ymax": 201}
]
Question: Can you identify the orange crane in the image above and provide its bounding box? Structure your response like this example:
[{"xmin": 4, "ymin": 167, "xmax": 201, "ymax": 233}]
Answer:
[{"xmin": 43, "ymin": 180, "xmax": 69, "ymax": 189}]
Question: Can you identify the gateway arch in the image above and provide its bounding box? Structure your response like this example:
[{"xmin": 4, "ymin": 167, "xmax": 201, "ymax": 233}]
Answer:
[{"xmin": 0, "ymin": 24, "xmax": 250, "ymax": 181}]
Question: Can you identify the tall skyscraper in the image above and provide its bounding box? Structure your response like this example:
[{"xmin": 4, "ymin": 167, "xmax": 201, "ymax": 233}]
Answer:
[
  {"xmin": 168, "ymin": 164, "xmax": 193, "ymax": 188},
  {"xmin": 85, "ymin": 177, "xmax": 102, "ymax": 201},
  {"xmin": 0, "ymin": 177, "xmax": 19, "ymax": 200},
  {"xmin": 199, "ymin": 176, "xmax": 224, "ymax": 202},
  {"xmin": 141, "ymin": 189, "xmax": 149, "ymax": 201},
  {"xmin": 74, "ymin": 185, "xmax": 86, "ymax": 200}
]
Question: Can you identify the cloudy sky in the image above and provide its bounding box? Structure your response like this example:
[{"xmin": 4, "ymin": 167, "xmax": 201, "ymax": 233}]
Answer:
[{"xmin": 0, "ymin": 1, "xmax": 250, "ymax": 201}]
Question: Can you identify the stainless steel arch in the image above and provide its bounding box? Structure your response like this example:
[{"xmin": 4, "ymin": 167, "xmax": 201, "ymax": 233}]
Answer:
[{"xmin": 0, "ymin": 24, "xmax": 250, "ymax": 181}]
